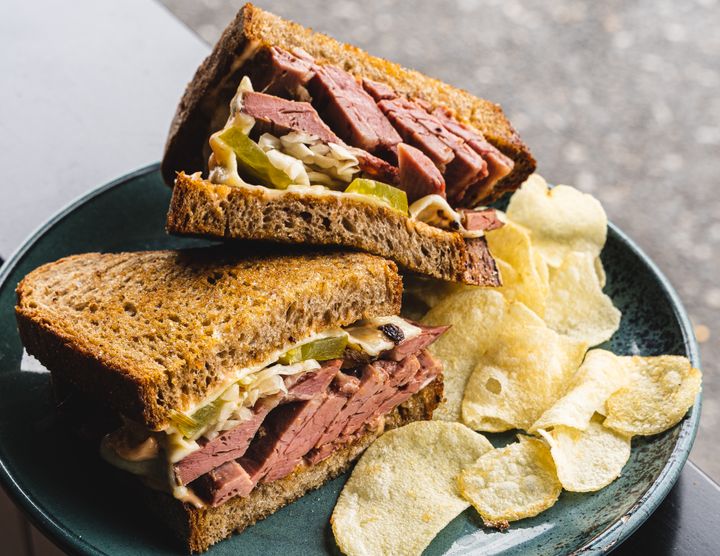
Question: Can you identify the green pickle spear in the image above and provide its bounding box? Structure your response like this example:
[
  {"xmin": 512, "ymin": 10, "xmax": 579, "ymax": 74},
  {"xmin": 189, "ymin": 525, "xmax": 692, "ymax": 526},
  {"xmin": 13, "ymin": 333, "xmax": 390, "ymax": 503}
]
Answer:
[
  {"xmin": 218, "ymin": 127, "xmax": 292, "ymax": 189},
  {"xmin": 279, "ymin": 335, "xmax": 348, "ymax": 365},
  {"xmin": 345, "ymin": 178, "xmax": 408, "ymax": 214},
  {"xmin": 171, "ymin": 399, "xmax": 225, "ymax": 439}
]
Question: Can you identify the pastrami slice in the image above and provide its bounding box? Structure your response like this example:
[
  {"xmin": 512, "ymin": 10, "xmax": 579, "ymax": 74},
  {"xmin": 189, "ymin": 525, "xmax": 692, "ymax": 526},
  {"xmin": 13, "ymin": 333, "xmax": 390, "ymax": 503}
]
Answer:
[
  {"xmin": 384, "ymin": 324, "xmax": 451, "ymax": 362},
  {"xmin": 309, "ymin": 65, "xmax": 401, "ymax": 155},
  {"xmin": 253, "ymin": 46, "xmax": 316, "ymax": 99},
  {"xmin": 241, "ymin": 91, "xmax": 340, "ymax": 144},
  {"xmin": 397, "ymin": 143, "xmax": 446, "ymax": 202},
  {"xmin": 284, "ymin": 359, "xmax": 342, "ymax": 401},
  {"xmin": 173, "ymin": 394, "xmax": 280, "ymax": 486},
  {"xmin": 239, "ymin": 396, "xmax": 326, "ymax": 485}
]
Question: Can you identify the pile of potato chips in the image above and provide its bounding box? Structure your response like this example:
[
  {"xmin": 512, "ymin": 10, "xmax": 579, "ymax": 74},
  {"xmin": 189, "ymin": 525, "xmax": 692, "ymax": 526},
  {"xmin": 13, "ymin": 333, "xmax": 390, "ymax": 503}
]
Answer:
[{"xmin": 332, "ymin": 175, "xmax": 702, "ymax": 556}]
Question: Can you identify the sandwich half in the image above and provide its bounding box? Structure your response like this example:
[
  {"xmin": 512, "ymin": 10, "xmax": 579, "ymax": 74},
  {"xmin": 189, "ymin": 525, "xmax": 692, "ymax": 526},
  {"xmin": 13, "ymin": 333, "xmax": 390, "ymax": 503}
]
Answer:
[
  {"xmin": 163, "ymin": 3, "xmax": 534, "ymax": 285},
  {"xmin": 15, "ymin": 249, "xmax": 446, "ymax": 552}
]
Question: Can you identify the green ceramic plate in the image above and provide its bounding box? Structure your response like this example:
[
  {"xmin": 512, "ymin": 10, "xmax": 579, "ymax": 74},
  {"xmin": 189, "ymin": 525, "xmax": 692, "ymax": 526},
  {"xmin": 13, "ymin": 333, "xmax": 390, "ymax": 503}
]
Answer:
[{"xmin": 0, "ymin": 165, "xmax": 701, "ymax": 555}]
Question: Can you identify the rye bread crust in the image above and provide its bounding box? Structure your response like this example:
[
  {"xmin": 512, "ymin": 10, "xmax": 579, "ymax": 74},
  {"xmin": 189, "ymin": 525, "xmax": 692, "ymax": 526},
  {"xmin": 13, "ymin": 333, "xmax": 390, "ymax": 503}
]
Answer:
[
  {"xmin": 144, "ymin": 377, "xmax": 443, "ymax": 553},
  {"xmin": 167, "ymin": 173, "xmax": 501, "ymax": 286},
  {"xmin": 15, "ymin": 250, "xmax": 402, "ymax": 430},
  {"xmin": 161, "ymin": 3, "xmax": 535, "ymax": 201}
]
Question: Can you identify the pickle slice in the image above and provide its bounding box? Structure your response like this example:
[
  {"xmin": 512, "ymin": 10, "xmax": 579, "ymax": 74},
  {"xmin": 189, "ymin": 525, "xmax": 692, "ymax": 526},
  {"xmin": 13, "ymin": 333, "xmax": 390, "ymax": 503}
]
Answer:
[
  {"xmin": 278, "ymin": 335, "xmax": 348, "ymax": 365},
  {"xmin": 171, "ymin": 399, "xmax": 224, "ymax": 439},
  {"xmin": 218, "ymin": 127, "xmax": 292, "ymax": 189},
  {"xmin": 345, "ymin": 178, "xmax": 409, "ymax": 214}
]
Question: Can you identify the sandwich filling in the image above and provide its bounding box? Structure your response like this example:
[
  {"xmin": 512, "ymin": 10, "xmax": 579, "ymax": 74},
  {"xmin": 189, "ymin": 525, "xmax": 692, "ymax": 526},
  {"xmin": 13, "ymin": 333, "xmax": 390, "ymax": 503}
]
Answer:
[
  {"xmin": 203, "ymin": 46, "xmax": 510, "ymax": 238},
  {"xmin": 102, "ymin": 316, "xmax": 447, "ymax": 508}
]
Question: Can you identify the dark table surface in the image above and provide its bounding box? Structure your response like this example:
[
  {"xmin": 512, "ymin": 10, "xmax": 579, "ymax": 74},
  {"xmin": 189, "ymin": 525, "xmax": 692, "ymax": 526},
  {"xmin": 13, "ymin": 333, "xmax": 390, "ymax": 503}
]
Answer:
[
  {"xmin": 613, "ymin": 462, "xmax": 719, "ymax": 555},
  {"xmin": 0, "ymin": 1, "xmax": 718, "ymax": 554}
]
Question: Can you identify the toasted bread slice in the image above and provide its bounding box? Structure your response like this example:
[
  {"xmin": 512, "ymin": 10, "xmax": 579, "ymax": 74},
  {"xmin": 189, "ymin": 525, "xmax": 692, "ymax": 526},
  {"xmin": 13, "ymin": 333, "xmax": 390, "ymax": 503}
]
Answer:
[
  {"xmin": 167, "ymin": 173, "xmax": 501, "ymax": 286},
  {"xmin": 161, "ymin": 3, "xmax": 535, "ymax": 200},
  {"xmin": 145, "ymin": 377, "xmax": 443, "ymax": 553},
  {"xmin": 16, "ymin": 249, "xmax": 401, "ymax": 430}
]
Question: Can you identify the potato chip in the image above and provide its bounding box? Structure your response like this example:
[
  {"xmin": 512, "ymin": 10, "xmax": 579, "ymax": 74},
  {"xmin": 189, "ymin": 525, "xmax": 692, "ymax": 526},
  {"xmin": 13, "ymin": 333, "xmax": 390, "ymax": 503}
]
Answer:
[
  {"xmin": 421, "ymin": 289, "xmax": 508, "ymax": 422},
  {"xmin": 538, "ymin": 418, "xmax": 631, "ymax": 492},
  {"xmin": 544, "ymin": 252, "xmax": 621, "ymax": 346},
  {"xmin": 458, "ymin": 435, "xmax": 561, "ymax": 527},
  {"xmin": 332, "ymin": 421, "xmax": 493, "ymax": 556},
  {"xmin": 530, "ymin": 349, "xmax": 629, "ymax": 432},
  {"xmin": 594, "ymin": 256, "xmax": 606, "ymax": 288},
  {"xmin": 506, "ymin": 174, "xmax": 607, "ymax": 268},
  {"xmin": 603, "ymin": 355, "xmax": 702, "ymax": 436},
  {"xmin": 494, "ymin": 256, "xmax": 548, "ymax": 319},
  {"xmin": 486, "ymin": 221, "xmax": 549, "ymax": 317},
  {"xmin": 462, "ymin": 302, "xmax": 587, "ymax": 432}
]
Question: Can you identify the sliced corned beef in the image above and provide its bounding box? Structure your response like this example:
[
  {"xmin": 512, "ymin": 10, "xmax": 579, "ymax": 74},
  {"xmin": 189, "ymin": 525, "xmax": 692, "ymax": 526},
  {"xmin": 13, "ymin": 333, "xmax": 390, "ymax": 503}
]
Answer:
[
  {"xmin": 372, "ymin": 350, "xmax": 442, "ymax": 419},
  {"xmin": 304, "ymin": 441, "xmax": 336, "ymax": 466},
  {"xmin": 173, "ymin": 360, "xmax": 340, "ymax": 485},
  {"xmin": 312, "ymin": 364, "xmax": 386, "ymax": 449},
  {"xmin": 351, "ymin": 148, "xmax": 400, "ymax": 185},
  {"xmin": 397, "ymin": 143, "xmax": 446, "ymax": 202},
  {"xmin": 362, "ymin": 79, "xmax": 398, "ymax": 102},
  {"xmin": 431, "ymin": 107, "xmax": 514, "ymax": 205},
  {"xmin": 238, "ymin": 396, "xmax": 326, "ymax": 485},
  {"xmin": 196, "ymin": 460, "xmax": 255, "ymax": 507},
  {"xmin": 443, "ymin": 144, "xmax": 488, "ymax": 203},
  {"xmin": 284, "ymin": 359, "xmax": 342, "ymax": 401},
  {"xmin": 378, "ymin": 98, "xmax": 454, "ymax": 170},
  {"xmin": 173, "ymin": 394, "xmax": 280, "ymax": 486},
  {"xmin": 384, "ymin": 324, "xmax": 450, "ymax": 362},
  {"xmin": 376, "ymin": 355, "xmax": 421, "ymax": 389},
  {"xmin": 262, "ymin": 392, "xmax": 347, "ymax": 482},
  {"xmin": 339, "ymin": 364, "xmax": 392, "ymax": 437},
  {"xmin": 333, "ymin": 371, "xmax": 361, "ymax": 396},
  {"xmin": 342, "ymin": 356, "xmax": 422, "ymax": 436},
  {"xmin": 253, "ymin": 46, "xmax": 316, "ymax": 99},
  {"xmin": 307, "ymin": 349, "xmax": 442, "ymax": 466},
  {"xmin": 308, "ymin": 65, "xmax": 401, "ymax": 156},
  {"xmin": 241, "ymin": 47, "xmax": 511, "ymax": 205},
  {"xmin": 460, "ymin": 208, "xmax": 505, "ymax": 232},
  {"xmin": 241, "ymin": 91, "xmax": 340, "ymax": 144},
  {"xmin": 242, "ymin": 89, "xmax": 399, "ymax": 185},
  {"xmin": 377, "ymin": 97, "xmax": 487, "ymax": 202},
  {"xmin": 187, "ymin": 326, "xmax": 448, "ymax": 506}
]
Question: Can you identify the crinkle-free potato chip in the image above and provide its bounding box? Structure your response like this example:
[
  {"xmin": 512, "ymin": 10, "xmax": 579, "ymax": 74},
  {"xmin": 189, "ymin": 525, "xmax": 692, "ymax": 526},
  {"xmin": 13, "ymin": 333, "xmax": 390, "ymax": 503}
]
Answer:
[
  {"xmin": 486, "ymin": 221, "xmax": 549, "ymax": 317},
  {"xmin": 391, "ymin": 174, "xmax": 702, "ymax": 544},
  {"xmin": 604, "ymin": 355, "xmax": 702, "ymax": 436},
  {"xmin": 459, "ymin": 436, "xmax": 561, "ymax": 526},
  {"xmin": 594, "ymin": 256, "xmax": 607, "ymax": 288},
  {"xmin": 462, "ymin": 302, "xmax": 587, "ymax": 432},
  {"xmin": 506, "ymin": 174, "xmax": 607, "ymax": 268},
  {"xmin": 539, "ymin": 419, "xmax": 631, "ymax": 492},
  {"xmin": 421, "ymin": 289, "xmax": 508, "ymax": 422},
  {"xmin": 494, "ymin": 255, "xmax": 550, "ymax": 320},
  {"xmin": 332, "ymin": 421, "xmax": 493, "ymax": 556},
  {"xmin": 530, "ymin": 349, "xmax": 629, "ymax": 432},
  {"xmin": 544, "ymin": 252, "xmax": 621, "ymax": 346}
]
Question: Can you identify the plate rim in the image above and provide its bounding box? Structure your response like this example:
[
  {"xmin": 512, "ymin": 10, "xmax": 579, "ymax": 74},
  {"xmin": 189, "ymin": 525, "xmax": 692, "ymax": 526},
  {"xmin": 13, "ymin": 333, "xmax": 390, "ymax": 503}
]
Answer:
[{"xmin": 0, "ymin": 165, "xmax": 702, "ymax": 556}]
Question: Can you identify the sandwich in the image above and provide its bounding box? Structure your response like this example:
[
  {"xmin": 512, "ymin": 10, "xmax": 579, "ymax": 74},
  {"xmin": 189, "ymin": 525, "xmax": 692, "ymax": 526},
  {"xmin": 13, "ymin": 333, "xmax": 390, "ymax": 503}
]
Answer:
[
  {"xmin": 15, "ymin": 248, "xmax": 446, "ymax": 552},
  {"xmin": 163, "ymin": 3, "xmax": 535, "ymax": 286}
]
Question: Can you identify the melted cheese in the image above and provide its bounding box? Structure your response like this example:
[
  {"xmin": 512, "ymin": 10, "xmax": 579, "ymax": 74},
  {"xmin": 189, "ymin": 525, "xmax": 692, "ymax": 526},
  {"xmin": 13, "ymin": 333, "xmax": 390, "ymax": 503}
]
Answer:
[
  {"xmin": 345, "ymin": 316, "xmax": 422, "ymax": 356},
  {"xmin": 409, "ymin": 195, "xmax": 484, "ymax": 238}
]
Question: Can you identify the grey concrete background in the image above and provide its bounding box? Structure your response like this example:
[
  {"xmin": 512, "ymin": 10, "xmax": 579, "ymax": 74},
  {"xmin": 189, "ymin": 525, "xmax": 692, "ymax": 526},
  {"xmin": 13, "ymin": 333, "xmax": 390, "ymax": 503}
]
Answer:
[{"xmin": 159, "ymin": 0, "xmax": 719, "ymax": 479}]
